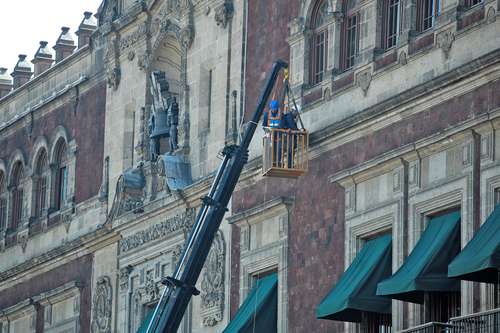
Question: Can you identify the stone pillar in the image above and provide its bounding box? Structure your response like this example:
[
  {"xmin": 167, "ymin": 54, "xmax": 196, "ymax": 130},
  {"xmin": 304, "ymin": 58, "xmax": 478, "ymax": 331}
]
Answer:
[
  {"xmin": 76, "ymin": 12, "xmax": 97, "ymax": 48},
  {"xmin": 11, "ymin": 55, "xmax": 33, "ymax": 89},
  {"xmin": 32, "ymin": 41, "xmax": 54, "ymax": 77},
  {"xmin": 53, "ymin": 27, "xmax": 76, "ymax": 63},
  {"xmin": 0, "ymin": 68, "xmax": 13, "ymax": 98}
]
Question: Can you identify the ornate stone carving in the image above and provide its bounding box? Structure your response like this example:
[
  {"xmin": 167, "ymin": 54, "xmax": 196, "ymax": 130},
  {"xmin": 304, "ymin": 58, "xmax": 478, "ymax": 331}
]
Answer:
[
  {"xmin": 119, "ymin": 23, "xmax": 149, "ymax": 51},
  {"xmin": 487, "ymin": 7, "xmax": 497, "ymax": 23},
  {"xmin": 214, "ymin": 0, "xmax": 234, "ymax": 28},
  {"xmin": 144, "ymin": 270, "xmax": 160, "ymax": 302},
  {"xmin": 200, "ymin": 231, "xmax": 225, "ymax": 327},
  {"xmin": 171, "ymin": 243, "xmax": 183, "ymax": 267},
  {"xmin": 91, "ymin": 276, "xmax": 113, "ymax": 333},
  {"xmin": 137, "ymin": 51, "xmax": 153, "ymax": 71},
  {"xmin": 436, "ymin": 29, "xmax": 455, "ymax": 59},
  {"xmin": 119, "ymin": 265, "xmax": 133, "ymax": 291},
  {"xmin": 107, "ymin": 163, "xmax": 146, "ymax": 222},
  {"xmin": 399, "ymin": 51, "xmax": 407, "ymax": 65},
  {"xmin": 106, "ymin": 67, "xmax": 121, "ymax": 91},
  {"xmin": 152, "ymin": 0, "xmax": 194, "ymax": 51},
  {"xmin": 119, "ymin": 209, "xmax": 195, "ymax": 253},
  {"xmin": 17, "ymin": 229, "xmax": 29, "ymax": 252},
  {"xmin": 356, "ymin": 69, "xmax": 372, "ymax": 96},
  {"xmin": 180, "ymin": 26, "xmax": 194, "ymax": 49}
]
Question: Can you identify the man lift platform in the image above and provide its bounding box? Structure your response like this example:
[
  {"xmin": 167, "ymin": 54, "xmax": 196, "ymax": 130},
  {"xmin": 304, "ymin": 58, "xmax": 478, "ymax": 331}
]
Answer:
[{"xmin": 262, "ymin": 68, "xmax": 309, "ymax": 178}]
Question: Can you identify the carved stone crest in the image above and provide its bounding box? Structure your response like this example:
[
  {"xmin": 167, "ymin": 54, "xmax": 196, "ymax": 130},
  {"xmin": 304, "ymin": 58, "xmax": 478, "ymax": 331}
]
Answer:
[
  {"xmin": 487, "ymin": 7, "xmax": 497, "ymax": 23},
  {"xmin": 91, "ymin": 276, "xmax": 113, "ymax": 333},
  {"xmin": 106, "ymin": 67, "xmax": 121, "ymax": 90},
  {"xmin": 138, "ymin": 51, "xmax": 153, "ymax": 71},
  {"xmin": 399, "ymin": 51, "xmax": 407, "ymax": 65},
  {"xmin": 119, "ymin": 265, "xmax": 133, "ymax": 291},
  {"xmin": 215, "ymin": 0, "xmax": 234, "ymax": 28},
  {"xmin": 200, "ymin": 231, "xmax": 225, "ymax": 327},
  {"xmin": 436, "ymin": 29, "xmax": 455, "ymax": 59},
  {"xmin": 356, "ymin": 69, "xmax": 372, "ymax": 96}
]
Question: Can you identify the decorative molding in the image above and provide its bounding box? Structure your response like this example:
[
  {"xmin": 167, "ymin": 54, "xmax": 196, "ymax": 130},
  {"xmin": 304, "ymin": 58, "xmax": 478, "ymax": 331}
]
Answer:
[
  {"xmin": 436, "ymin": 29, "xmax": 455, "ymax": 59},
  {"xmin": 487, "ymin": 6, "xmax": 496, "ymax": 23},
  {"xmin": 91, "ymin": 276, "xmax": 113, "ymax": 333},
  {"xmin": 120, "ymin": 22, "xmax": 149, "ymax": 51},
  {"xmin": 356, "ymin": 68, "xmax": 372, "ymax": 96},
  {"xmin": 399, "ymin": 51, "xmax": 407, "ymax": 65},
  {"xmin": 119, "ymin": 208, "xmax": 195, "ymax": 254},
  {"xmin": 119, "ymin": 265, "xmax": 133, "ymax": 291},
  {"xmin": 200, "ymin": 231, "xmax": 225, "ymax": 327}
]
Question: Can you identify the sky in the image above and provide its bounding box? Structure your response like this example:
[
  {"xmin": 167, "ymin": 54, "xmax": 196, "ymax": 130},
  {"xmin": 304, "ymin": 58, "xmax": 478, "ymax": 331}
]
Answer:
[{"xmin": 0, "ymin": 0, "xmax": 103, "ymax": 74}]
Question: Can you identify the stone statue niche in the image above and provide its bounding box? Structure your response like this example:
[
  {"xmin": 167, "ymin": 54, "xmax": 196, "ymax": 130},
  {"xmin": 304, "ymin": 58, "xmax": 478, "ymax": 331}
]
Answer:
[{"xmin": 149, "ymin": 71, "xmax": 179, "ymax": 161}]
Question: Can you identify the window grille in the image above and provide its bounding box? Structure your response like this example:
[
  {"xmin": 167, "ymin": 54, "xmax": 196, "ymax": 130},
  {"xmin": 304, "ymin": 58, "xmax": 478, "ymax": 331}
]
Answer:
[
  {"xmin": 416, "ymin": 0, "xmax": 439, "ymax": 32},
  {"xmin": 384, "ymin": 0, "xmax": 400, "ymax": 49},
  {"xmin": 344, "ymin": 14, "xmax": 359, "ymax": 70}
]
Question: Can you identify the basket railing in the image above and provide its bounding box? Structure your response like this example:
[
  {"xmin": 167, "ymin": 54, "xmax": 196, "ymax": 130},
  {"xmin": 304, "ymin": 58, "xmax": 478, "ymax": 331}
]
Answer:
[{"xmin": 262, "ymin": 128, "xmax": 308, "ymax": 178}]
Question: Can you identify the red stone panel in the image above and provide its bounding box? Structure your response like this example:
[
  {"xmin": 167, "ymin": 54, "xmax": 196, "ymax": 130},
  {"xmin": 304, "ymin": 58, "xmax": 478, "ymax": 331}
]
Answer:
[
  {"xmin": 232, "ymin": 79, "xmax": 499, "ymax": 332},
  {"xmin": 0, "ymin": 254, "xmax": 93, "ymax": 332}
]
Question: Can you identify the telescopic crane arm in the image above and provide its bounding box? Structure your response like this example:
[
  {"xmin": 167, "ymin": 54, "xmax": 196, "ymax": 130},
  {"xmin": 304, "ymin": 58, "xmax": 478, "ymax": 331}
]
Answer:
[{"xmin": 145, "ymin": 60, "xmax": 288, "ymax": 333}]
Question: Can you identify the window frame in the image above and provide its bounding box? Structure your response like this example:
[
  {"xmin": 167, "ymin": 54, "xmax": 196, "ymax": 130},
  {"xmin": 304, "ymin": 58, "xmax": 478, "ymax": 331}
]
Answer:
[
  {"xmin": 53, "ymin": 141, "xmax": 69, "ymax": 212},
  {"xmin": 382, "ymin": 0, "xmax": 402, "ymax": 50},
  {"xmin": 310, "ymin": 0, "xmax": 330, "ymax": 85},
  {"xmin": 341, "ymin": 12, "xmax": 360, "ymax": 71},
  {"xmin": 416, "ymin": 0, "xmax": 440, "ymax": 32},
  {"xmin": 0, "ymin": 172, "xmax": 6, "ymax": 231},
  {"xmin": 34, "ymin": 150, "xmax": 48, "ymax": 219},
  {"xmin": 9, "ymin": 162, "xmax": 24, "ymax": 231}
]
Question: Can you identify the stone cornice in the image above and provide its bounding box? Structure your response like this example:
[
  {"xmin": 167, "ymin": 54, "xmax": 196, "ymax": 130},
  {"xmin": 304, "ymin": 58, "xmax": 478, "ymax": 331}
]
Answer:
[
  {"xmin": 0, "ymin": 227, "xmax": 119, "ymax": 285},
  {"xmin": 228, "ymin": 197, "xmax": 294, "ymax": 225}
]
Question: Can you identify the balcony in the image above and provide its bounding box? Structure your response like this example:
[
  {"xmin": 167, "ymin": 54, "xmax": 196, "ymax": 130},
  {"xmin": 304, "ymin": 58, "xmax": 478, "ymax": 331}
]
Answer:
[
  {"xmin": 399, "ymin": 322, "xmax": 454, "ymax": 333},
  {"xmin": 398, "ymin": 308, "xmax": 500, "ymax": 333},
  {"xmin": 450, "ymin": 308, "xmax": 500, "ymax": 332}
]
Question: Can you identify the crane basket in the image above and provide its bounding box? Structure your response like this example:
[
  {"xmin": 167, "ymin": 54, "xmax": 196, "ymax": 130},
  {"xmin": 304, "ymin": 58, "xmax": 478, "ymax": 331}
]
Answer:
[{"xmin": 261, "ymin": 68, "xmax": 309, "ymax": 178}]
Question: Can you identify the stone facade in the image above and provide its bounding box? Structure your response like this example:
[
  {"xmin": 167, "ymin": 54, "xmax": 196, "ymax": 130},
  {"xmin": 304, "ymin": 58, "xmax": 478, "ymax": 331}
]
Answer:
[{"xmin": 0, "ymin": 0, "xmax": 499, "ymax": 333}]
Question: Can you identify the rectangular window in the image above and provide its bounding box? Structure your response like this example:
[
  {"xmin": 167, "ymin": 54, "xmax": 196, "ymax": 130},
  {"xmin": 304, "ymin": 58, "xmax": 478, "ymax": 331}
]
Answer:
[
  {"xmin": 344, "ymin": 15, "xmax": 359, "ymax": 70},
  {"xmin": 416, "ymin": 0, "xmax": 439, "ymax": 32},
  {"xmin": 312, "ymin": 30, "xmax": 328, "ymax": 84},
  {"xmin": 384, "ymin": 0, "xmax": 400, "ymax": 49}
]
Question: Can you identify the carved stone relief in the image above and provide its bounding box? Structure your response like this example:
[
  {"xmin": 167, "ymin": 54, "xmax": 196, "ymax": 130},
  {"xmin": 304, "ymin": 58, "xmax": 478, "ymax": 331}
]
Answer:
[
  {"xmin": 356, "ymin": 69, "xmax": 372, "ymax": 96},
  {"xmin": 487, "ymin": 7, "xmax": 497, "ymax": 23},
  {"xmin": 399, "ymin": 51, "xmax": 407, "ymax": 65},
  {"xmin": 200, "ymin": 231, "xmax": 225, "ymax": 327},
  {"xmin": 91, "ymin": 276, "xmax": 113, "ymax": 333},
  {"xmin": 119, "ymin": 208, "xmax": 195, "ymax": 253},
  {"xmin": 119, "ymin": 265, "xmax": 133, "ymax": 291},
  {"xmin": 436, "ymin": 29, "xmax": 455, "ymax": 59}
]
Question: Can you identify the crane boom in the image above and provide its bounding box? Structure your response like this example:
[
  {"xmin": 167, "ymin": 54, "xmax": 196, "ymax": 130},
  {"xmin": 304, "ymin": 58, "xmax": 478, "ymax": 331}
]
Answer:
[{"xmin": 145, "ymin": 60, "xmax": 288, "ymax": 333}]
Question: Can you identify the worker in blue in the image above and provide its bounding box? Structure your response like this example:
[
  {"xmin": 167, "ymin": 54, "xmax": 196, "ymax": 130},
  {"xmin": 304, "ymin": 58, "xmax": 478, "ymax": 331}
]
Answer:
[{"xmin": 262, "ymin": 99, "xmax": 298, "ymax": 168}]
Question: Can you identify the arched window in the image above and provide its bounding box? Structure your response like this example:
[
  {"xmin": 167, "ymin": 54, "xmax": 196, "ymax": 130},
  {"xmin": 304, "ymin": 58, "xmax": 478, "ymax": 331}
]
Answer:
[
  {"xmin": 0, "ymin": 172, "xmax": 6, "ymax": 231},
  {"xmin": 340, "ymin": 0, "xmax": 359, "ymax": 71},
  {"xmin": 10, "ymin": 162, "xmax": 24, "ymax": 230},
  {"xmin": 34, "ymin": 150, "xmax": 48, "ymax": 218},
  {"xmin": 54, "ymin": 141, "xmax": 68, "ymax": 211},
  {"xmin": 310, "ymin": 0, "xmax": 330, "ymax": 85}
]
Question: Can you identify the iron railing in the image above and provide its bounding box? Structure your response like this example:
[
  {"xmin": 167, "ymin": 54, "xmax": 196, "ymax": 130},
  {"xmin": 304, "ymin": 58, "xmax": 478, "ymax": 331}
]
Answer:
[
  {"xmin": 449, "ymin": 307, "xmax": 500, "ymax": 332},
  {"xmin": 398, "ymin": 308, "xmax": 500, "ymax": 333},
  {"xmin": 398, "ymin": 322, "xmax": 454, "ymax": 333}
]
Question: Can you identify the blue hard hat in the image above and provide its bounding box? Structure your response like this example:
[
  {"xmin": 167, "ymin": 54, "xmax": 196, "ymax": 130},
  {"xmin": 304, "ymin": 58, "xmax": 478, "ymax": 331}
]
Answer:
[{"xmin": 270, "ymin": 100, "xmax": 279, "ymax": 110}]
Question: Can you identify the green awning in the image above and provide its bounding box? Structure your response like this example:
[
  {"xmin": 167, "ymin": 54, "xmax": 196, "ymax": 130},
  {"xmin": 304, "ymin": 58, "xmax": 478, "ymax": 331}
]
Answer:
[
  {"xmin": 448, "ymin": 204, "xmax": 500, "ymax": 283},
  {"xmin": 136, "ymin": 307, "xmax": 155, "ymax": 333},
  {"xmin": 317, "ymin": 234, "xmax": 392, "ymax": 322},
  {"xmin": 223, "ymin": 273, "xmax": 278, "ymax": 333},
  {"xmin": 377, "ymin": 211, "xmax": 461, "ymax": 304}
]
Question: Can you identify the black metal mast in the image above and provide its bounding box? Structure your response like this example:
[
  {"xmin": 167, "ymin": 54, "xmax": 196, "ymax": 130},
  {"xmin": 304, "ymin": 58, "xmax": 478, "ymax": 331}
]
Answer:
[{"xmin": 146, "ymin": 60, "xmax": 288, "ymax": 333}]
